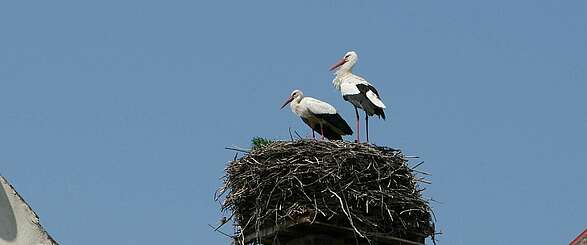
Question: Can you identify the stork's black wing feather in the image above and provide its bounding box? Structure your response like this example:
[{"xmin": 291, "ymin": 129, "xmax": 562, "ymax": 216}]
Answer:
[
  {"xmin": 343, "ymin": 93, "xmax": 386, "ymax": 120},
  {"xmin": 356, "ymin": 84, "xmax": 381, "ymax": 97},
  {"xmin": 314, "ymin": 113, "xmax": 353, "ymax": 135},
  {"xmin": 301, "ymin": 117, "xmax": 345, "ymax": 140}
]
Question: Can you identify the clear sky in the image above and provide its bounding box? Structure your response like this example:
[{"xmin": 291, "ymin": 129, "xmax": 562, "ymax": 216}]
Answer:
[{"xmin": 0, "ymin": 1, "xmax": 585, "ymax": 244}]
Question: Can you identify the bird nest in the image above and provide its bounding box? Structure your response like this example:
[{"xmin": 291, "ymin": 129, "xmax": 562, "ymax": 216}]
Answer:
[{"xmin": 216, "ymin": 140, "xmax": 435, "ymax": 243}]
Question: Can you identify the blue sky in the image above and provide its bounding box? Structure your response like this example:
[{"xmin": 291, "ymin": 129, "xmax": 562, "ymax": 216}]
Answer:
[{"xmin": 0, "ymin": 1, "xmax": 585, "ymax": 244}]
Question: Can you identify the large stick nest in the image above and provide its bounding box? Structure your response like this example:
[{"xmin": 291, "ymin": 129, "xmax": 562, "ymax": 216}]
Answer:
[{"xmin": 217, "ymin": 140, "xmax": 435, "ymax": 242}]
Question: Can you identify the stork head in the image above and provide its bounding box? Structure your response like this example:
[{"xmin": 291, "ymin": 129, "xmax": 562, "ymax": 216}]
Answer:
[
  {"xmin": 280, "ymin": 89, "xmax": 304, "ymax": 109},
  {"xmin": 330, "ymin": 51, "xmax": 358, "ymax": 72}
]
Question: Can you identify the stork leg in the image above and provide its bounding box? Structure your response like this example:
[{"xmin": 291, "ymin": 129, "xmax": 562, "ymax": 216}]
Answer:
[
  {"xmin": 320, "ymin": 123, "xmax": 325, "ymax": 140},
  {"xmin": 354, "ymin": 107, "xmax": 360, "ymax": 143},
  {"xmin": 365, "ymin": 111, "xmax": 369, "ymax": 143}
]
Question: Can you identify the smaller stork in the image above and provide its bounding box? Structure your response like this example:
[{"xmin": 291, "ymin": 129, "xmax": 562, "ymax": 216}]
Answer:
[{"xmin": 280, "ymin": 89, "xmax": 353, "ymax": 140}]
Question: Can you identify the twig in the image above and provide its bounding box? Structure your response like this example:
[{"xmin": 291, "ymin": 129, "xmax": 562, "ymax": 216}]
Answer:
[
  {"xmin": 288, "ymin": 127, "xmax": 294, "ymax": 141},
  {"xmin": 328, "ymin": 188, "xmax": 365, "ymax": 238},
  {"xmin": 293, "ymin": 130, "xmax": 303, "ymax": 140},
  {"xmin": 225, "ymin": 146, "xmax": 250, "ymax": 153},
  {"xmin": 410, "ymin": 161, "xmax": 424, "ymax": 170},
  {"xmin": 208, "ymin": 224, "xmax": 234, "ymax": 238}
]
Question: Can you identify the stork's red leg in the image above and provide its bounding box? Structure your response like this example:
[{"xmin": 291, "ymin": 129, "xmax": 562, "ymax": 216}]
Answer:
[
  {"xmin": 320, "ymin": 123, "xmax": 325, "ymax": 140},
  {"xmin": 365, "ymin": 111, "xmax": 369, "ymax": 143},
  {"xmin": 354, "ymin": 107, "xmax": 360, "ymax": 143}
]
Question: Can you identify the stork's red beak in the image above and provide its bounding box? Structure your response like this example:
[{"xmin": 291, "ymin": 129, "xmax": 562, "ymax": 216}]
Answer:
[
  {"xmin": 280, "ymin": 96, "xmax": 294, "ymax": 109},
  {"xmin": 330, "ymin": 58, "xmax": 347, "ymax": 71}
]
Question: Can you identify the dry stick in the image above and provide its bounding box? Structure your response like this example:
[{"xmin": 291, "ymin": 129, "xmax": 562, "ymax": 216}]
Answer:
[
  {"xmin": 288, "ymin": 127, "xmax": 294, "ymax": 141},
  {"xmin": 207, "ymin": 224, "xmax": 234, "ymax": 238},
  {"xmin": 292, "ymin": 176, "xmax": 313, "ymax": 202},
  {"xmin": 413, "ymin": 169, "xmax": 431, "ymax": 176},
  {"xmin": 225, "ymin": 146, "xmax": 250, "ymax": 153},
  {"xmin": 416, "ymin": 178, "xmax": 432, "ymax": 184},
  {"xmin": 213, "ymin": 213, "xmax": 234, "ymax": 231},
  {"xmin": 293, "ymin": 130, "xmax": 303, "ymax": 140},
  {"xmin": 311, "ymin": 193, "xmax": 319, "ymax": 223},
  {"xmin": 328, "ymin": 188, "xmax": 365, "ymax": 238},
  {"xmin": 410, "ymin": 161, "xmax": 424, "ymax": 170},
  {"xmin": 240, "ymin": 215, "xmax": 256, "ymax": 236},
  {"xmin": 238, "ymin": 229, "xmax": 245, "ymax": 245},
  {"xmin": 265, "ymin": 178, "xmax": 286, "ymax": 209},
  {"xmin": 400, "ymin": 209, "xmax": 422, "ymax": 215}
]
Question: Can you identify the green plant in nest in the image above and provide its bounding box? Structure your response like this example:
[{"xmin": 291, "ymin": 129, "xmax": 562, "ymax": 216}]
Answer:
[{"xmin": 250, "ymin": 137, "xmax": 273, "ymax": 150}]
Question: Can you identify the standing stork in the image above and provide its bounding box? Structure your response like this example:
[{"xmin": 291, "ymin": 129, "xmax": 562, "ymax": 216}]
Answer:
[
  {"xmin": 330, "ymin": 51, "xmax": 386, "ymax": 143},
  {"xmin": 280, "ymin": 89, "xmax": 353, "ymax": 140}
]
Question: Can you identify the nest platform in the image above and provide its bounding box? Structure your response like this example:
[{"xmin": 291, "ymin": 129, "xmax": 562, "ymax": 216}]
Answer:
[{"xmin": 217, "ymin": 140, "xmax": 435, "ymax": 245}]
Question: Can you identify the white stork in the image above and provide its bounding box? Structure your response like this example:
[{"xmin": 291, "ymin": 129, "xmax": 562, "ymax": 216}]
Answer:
[
  {"xmin": 330, "ymin": 51, "xmax": 386, "ymax": 143},
  {"xmin": 280, "ymin": 89, "xmax": 353, "ymax": 140}
]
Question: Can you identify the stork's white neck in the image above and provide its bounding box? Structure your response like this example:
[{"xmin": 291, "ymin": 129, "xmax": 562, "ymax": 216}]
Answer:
[
  {"xmin": 334, "ymin": 67, "xmax": 353, "ymax": 77},
  {"xmin": 289, "ymin": 94, "xmax": 303, "ymax": 107},
  {"xmin": 332, "ymin": 70, "xmax": 349, "ymax": 91},
  {"xmin": 289, "ymin": 95, "xmax": 306, "ymax": 116}
]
